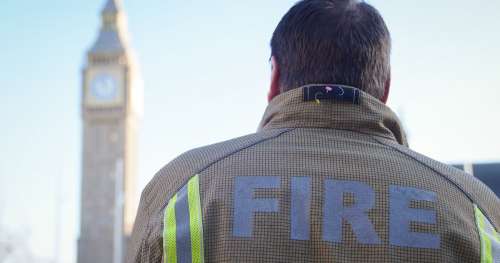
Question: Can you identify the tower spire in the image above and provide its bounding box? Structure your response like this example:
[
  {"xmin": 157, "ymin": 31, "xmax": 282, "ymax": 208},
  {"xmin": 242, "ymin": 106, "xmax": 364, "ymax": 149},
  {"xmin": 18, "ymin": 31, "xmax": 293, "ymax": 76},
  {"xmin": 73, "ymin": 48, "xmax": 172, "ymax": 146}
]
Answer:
[
  {"xmin": 102, "ymin": 0, "xmax": 121, "ymax": 15},
  {"xmin": 89, "ymin": 0, "xmax": 129, "ymax": 56}
]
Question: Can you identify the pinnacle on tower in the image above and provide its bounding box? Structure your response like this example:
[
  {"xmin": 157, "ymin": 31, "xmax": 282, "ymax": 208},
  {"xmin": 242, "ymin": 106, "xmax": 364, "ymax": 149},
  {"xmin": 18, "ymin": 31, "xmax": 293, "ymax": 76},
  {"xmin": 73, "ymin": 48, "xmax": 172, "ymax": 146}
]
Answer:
[
  {"xmin": 102, "ymin": 0, "xmax": 121, "ymax": 14},
  {"xmin": 89, "ymin": 0, "xmax": 128, "ymax": 55}
]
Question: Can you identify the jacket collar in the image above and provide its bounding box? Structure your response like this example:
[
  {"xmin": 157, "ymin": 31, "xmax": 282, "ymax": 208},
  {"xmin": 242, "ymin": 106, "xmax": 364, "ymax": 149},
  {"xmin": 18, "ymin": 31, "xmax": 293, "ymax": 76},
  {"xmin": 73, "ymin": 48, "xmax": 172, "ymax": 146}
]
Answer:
[{"xmin": 258, "ymin": 84, "xmax": 408, "ymax": 146}]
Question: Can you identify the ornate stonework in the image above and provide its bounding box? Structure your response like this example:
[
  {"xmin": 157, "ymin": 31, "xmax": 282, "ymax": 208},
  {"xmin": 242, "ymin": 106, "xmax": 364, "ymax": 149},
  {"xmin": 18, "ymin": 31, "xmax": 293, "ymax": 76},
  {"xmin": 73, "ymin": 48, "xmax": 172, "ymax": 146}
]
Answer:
[{"xmin": 78, "ymin": 1, "xmax": 142, "ymax": 262}]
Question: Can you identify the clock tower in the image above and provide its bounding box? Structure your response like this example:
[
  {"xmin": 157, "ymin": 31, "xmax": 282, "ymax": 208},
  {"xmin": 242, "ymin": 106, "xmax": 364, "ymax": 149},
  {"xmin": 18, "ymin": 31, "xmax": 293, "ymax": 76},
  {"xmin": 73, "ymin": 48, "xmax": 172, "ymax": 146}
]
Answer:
[{"xmin": 78, "ymin": 0, "xmax": 142, "ymax": 262}]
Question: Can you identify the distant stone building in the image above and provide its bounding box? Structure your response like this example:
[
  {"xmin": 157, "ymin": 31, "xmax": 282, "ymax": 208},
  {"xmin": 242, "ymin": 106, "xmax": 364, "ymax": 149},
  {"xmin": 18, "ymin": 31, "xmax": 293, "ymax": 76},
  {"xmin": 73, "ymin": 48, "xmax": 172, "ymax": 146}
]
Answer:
[
  {"xmin": 78, "ymin": 0, "xmax": 142, "ymax": 262},
  {"xmin": 454, "ymin": 163, "xmax": 500, "ymax": 197}
]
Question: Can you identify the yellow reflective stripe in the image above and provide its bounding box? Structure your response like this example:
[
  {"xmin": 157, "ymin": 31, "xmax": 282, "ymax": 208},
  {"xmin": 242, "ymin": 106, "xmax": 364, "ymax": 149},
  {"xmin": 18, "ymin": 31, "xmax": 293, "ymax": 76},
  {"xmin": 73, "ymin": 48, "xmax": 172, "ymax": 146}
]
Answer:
[
  {"xmin": 475, "ymin": 205, "xmax": 494, "ymax": 263},
  {"xmin": 164, "ymin": 194, "xmax": 178, "ymax": 263},
  {"xmin": 188, "ymin": 175, "xmax": 205, "ymax": 263},
  {"xmin": 481, "ymin": 214, "xmax": 493, "ymax": 263},
  {"xmin": 163, "ymin": 175, "xmax": 205, "ymax": 263}
]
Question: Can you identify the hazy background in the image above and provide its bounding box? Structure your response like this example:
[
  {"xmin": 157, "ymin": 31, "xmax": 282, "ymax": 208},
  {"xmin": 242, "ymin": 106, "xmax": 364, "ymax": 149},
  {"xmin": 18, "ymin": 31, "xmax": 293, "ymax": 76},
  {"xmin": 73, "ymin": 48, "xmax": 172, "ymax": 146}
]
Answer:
[{"xmin": 1, "ymin": 0, "xmax": 499, "ymax": 262}]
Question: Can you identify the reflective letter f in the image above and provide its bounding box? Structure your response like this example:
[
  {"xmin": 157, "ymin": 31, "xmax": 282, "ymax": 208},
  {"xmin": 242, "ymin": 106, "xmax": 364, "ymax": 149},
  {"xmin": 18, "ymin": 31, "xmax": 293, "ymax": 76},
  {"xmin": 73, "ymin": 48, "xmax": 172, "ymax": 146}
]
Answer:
[{"xmin": 233, "ymin": 176, "xmax": 280, "ymax": 237}]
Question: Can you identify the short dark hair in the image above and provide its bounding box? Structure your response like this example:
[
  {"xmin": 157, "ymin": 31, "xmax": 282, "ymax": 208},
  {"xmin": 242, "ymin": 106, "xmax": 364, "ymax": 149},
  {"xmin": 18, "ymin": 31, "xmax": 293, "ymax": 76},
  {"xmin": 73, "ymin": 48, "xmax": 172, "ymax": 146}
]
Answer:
[{"xmin": 271, "ymin": 0, "xmax": 391, "ymax": 100}]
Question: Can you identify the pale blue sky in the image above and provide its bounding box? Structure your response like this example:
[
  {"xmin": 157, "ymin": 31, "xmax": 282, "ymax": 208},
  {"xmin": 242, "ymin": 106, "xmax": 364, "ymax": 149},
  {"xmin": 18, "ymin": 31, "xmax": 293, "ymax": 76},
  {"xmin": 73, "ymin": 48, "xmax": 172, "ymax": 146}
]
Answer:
[{"xmin": 0, "ymin": 0, "xmax": 499, "ymax": 262}]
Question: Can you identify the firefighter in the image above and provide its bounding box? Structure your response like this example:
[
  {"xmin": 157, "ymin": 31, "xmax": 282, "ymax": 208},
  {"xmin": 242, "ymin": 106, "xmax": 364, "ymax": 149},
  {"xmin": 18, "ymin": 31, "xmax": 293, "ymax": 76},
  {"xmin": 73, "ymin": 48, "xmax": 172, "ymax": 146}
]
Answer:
[{"xmin": 128, "ymin": 0, "xmax": 500, "ymax": 262}]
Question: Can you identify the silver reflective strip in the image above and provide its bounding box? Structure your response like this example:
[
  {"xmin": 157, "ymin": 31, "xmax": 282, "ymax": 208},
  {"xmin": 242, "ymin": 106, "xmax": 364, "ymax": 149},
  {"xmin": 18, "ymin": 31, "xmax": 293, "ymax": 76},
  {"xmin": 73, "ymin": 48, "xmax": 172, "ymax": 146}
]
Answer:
[{"xmin": 483, "ymin": 214, "xmax": 500, "ymax": 262}]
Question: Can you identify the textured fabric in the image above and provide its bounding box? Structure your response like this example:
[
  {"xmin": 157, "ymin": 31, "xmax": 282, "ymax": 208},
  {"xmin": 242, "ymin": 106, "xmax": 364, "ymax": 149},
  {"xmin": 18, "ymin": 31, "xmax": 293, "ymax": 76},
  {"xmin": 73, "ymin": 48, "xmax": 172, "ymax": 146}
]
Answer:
[{"xmin": 128, "ymin": 85, "xmax": 500, "ymax": 263}]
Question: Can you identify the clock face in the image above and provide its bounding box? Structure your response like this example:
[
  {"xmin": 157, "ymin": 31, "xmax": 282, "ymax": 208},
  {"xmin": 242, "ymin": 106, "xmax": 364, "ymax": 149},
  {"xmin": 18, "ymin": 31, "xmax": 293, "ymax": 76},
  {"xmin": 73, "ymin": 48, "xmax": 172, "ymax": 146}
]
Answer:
[{"xmin": 90, "ymin": 73, "xmax": 118, "ymax": 102}]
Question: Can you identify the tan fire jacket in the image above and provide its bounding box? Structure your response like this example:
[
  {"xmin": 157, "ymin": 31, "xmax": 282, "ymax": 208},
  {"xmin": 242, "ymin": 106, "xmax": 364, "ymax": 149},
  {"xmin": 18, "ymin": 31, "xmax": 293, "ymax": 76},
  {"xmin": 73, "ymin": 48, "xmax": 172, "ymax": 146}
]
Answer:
[{"xmin": 128, "ymin": 85, "xmax": 499, "ymax": 263}]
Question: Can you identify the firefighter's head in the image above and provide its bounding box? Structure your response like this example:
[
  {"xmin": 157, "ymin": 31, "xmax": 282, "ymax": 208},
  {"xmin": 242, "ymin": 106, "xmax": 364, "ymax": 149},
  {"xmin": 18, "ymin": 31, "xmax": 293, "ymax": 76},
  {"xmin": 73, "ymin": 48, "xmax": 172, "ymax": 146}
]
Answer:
[{"xmin": 268, "ymin": 0, "xmax": 392, "ymax": 103}]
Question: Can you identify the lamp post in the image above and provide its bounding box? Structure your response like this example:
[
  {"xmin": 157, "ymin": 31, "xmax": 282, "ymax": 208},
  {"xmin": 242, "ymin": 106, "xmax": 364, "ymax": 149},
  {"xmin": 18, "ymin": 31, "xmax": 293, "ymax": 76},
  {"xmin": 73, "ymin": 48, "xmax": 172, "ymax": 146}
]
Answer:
[{"xmin": 114, "ymin": 159, "xmax": 124, "ymax": 263}]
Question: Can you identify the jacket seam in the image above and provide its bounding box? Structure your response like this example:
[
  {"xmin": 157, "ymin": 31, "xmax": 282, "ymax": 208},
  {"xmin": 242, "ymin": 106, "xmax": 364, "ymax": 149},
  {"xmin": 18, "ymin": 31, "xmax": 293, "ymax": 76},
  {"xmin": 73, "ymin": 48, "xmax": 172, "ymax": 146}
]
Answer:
[
  {"xmin": 196, "ymin": 128, "xmax": 295, "ymax": 174},
  {"xmin": 369, "ymin": 135, "xmax": 496, "ymax": 225},
  {"xmin": 159, "ymin": 128, "xmax": 295, "ymax": 212},
  {"xmin": 264, "ymin": 126, "xmax": 399, "ymax": 143}
]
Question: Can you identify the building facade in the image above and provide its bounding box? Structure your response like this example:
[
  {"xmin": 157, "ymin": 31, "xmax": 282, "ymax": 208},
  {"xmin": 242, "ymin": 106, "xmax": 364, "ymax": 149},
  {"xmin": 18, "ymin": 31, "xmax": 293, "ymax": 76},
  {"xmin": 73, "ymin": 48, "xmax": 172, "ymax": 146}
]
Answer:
[{"xmin": 78, "ymin": 0, "xmax": 142, "ymax": 262}]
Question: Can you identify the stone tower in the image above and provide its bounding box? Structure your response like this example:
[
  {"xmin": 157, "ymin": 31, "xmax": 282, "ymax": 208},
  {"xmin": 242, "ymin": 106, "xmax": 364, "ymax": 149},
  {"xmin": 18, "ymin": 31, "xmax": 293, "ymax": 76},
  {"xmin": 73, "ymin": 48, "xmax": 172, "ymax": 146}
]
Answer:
[{"xmin": 78, "ymin": 0, "xmax": 142, "ymax": 262}]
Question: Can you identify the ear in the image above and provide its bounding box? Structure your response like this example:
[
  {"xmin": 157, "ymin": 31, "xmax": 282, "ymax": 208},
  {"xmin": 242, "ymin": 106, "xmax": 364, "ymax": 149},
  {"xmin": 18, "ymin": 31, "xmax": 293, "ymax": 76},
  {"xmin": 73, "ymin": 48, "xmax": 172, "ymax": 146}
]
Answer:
[
  {"xmin": 381, "ymin": 73, "xmax": 391, "ymax": 104},
  {"xmin": 268, "ymin": 56, "xmax": 281, "ymax": 102}
]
